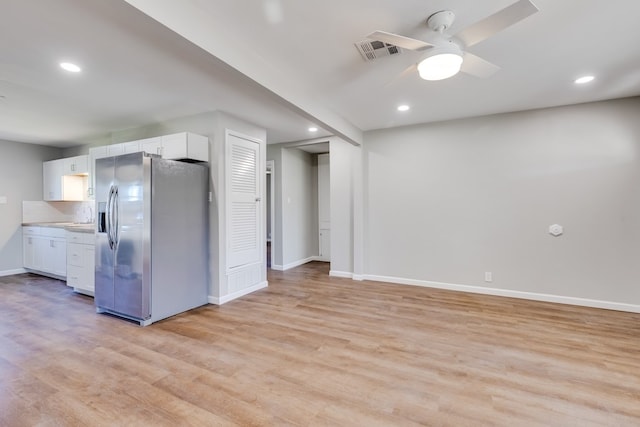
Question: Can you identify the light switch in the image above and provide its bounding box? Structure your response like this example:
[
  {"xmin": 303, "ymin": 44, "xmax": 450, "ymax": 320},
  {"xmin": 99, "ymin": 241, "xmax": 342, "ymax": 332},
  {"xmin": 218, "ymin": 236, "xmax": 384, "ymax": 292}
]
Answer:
[{"xmin": 0, "ymin": 196, "xmax": 7, "ymax": 204}]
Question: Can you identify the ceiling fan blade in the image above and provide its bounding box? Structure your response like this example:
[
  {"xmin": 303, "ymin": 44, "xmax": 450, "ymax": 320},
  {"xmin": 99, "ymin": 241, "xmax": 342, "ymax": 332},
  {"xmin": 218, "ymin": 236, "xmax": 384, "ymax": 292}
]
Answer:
[
  {"xmin": 367, "ymin": 30, "xmax": 433, "ymax": 51},
  {"xmin": 460, "ymin": 52, "xmax": 500, "ymax": 78},
  {"xmin": 455, "ymin": 0, "xmax": 539, "ymax": 48},
  {"xmin": 384, "ymin": 64, "xmax": 418, "ymax": 88}
]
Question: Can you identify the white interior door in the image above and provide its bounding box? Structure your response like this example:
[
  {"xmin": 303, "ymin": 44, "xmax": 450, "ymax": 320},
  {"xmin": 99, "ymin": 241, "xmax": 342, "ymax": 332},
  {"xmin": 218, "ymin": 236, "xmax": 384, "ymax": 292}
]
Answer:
[{"xmin": 226, "ymin": 131, "xmax": 261, "ymax": 270}]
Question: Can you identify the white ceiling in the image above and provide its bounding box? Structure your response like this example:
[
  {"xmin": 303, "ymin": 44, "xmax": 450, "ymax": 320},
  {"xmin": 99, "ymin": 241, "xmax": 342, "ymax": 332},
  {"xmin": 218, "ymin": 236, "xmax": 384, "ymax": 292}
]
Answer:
[{"xmin": 2, "ymin": 0, "xmax": 640, "ymax": 148}]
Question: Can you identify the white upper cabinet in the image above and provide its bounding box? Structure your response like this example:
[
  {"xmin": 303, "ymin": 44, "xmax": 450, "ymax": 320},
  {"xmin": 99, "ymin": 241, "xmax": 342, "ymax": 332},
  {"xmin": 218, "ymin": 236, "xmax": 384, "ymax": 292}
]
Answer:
[
  {"xmin": 43, "ymin": 159, "xmax": 64, "ymax": 201},
  {"xmin": 44, "ymin": 158, "xmax": 86, "ymax": 201},
  {"xmin": 89, "ymin": 146, "xmax": 109, "ymax": 160},
  {"xmin": 140, "ymin": 137, "xmax": 163, "ymax": 156},
  {"xmin": 141, "ymin": 133, "xmax": 208, "ymax": 161},
  {"xmin": 106, "ymin": 143, "xmax": 125, "ymax": 156},
  {"xmin": 162, "ymin": 132, "xmax": 208, "ymax": 162},
  {"xmin": 87, "ymin": 147, "xmax": 108, "ymax": 198},
  {"xmin": 74, "ymin": 132, "xmax": 208, "ymax": 200},
  {"xmin": 122, "ymin": 140, "xmax": 142, "ymax": 154},
  {"xmin": 63, "ymin": 155, "xmax": 88, "ymax": 175}
]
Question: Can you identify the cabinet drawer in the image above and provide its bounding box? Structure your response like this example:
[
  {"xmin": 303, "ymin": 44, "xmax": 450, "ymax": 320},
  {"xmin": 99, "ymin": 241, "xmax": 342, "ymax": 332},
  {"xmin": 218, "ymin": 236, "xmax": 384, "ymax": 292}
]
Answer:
[
  {"xmin": 23, "ymin": 227, "xmax": 40, "ymax": 236},
  {"xmin": 67, "ymin": 265, "xmax": 83, "ymax": 287},
  {"xmin": 41, "ymin": 227, "xmax": 66, "ymax": 238},
  {"xmin": 66, "ymin": 231, "xmax": 95, "ymax": 244},
  {"xmin": 67, "ymin": 231, "xmax": 84, "ymax": 243},
  {"xmin": 67, "ymin": 243, "xmax": 84, "ymax": 267},
  {"xmin": 82, "ymin": 233, "xmax": 95, "ymax": 245}
]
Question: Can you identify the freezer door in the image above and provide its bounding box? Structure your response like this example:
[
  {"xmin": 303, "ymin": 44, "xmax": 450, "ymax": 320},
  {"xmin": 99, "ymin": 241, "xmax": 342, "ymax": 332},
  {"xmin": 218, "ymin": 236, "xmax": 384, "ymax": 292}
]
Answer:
[
  {"xmin": 113, "ymin": 152, "xmax": 151, "ymax": 320},
  {"xmin": 94, "ymin": 156, "xmax": 116, "ymax": 311}
]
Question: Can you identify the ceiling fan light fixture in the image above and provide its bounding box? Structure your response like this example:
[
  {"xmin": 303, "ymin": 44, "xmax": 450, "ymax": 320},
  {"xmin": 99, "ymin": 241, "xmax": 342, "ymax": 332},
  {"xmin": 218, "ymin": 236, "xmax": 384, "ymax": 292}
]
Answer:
[{"xmin": 417, "ymin": 51, "xmax": 463, "ymax": 81}]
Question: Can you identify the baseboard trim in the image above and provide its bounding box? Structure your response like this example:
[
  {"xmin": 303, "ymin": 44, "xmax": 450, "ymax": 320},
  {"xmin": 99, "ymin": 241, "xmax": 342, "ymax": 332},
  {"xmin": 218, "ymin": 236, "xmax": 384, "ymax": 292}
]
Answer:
[
  {"xmin": 0, "ymin": 268, "xmax": 26, "ymax": 277},
  {"xmin": 329, "ymin": 270, "xmax": 353, "ymax": 279},
  {"xmin": 271, "ymin": 256, "xmax": 319, "ymax": 271},
  {"xmin": 363, "ymin": 274, "xmax": 640, "ymax": 313},
  {"xmin": 208, "ymin": 281, "xmax": 268, "ymax": 305}
]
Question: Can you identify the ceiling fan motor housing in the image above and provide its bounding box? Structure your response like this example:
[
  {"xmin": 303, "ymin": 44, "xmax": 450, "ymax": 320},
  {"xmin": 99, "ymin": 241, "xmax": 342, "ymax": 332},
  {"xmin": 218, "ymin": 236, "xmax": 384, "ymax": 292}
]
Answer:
[{"xmin": 427, "ymin": 10, "xmax": 456, "ymax": 32}]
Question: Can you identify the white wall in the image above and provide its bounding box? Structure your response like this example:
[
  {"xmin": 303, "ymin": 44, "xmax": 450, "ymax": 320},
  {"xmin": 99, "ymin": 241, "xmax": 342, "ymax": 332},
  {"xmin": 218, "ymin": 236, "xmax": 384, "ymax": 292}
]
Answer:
[
  {"xmin": 362, "ymin": 97, "xmax": 640, "ymax": 309},
  {"xmin": 0, "ymin": 140, "xmax": 61, "ymax": 275},
  {"xmin": 330, "ymin": 138, "xmax": 359, "ymax": 276}
]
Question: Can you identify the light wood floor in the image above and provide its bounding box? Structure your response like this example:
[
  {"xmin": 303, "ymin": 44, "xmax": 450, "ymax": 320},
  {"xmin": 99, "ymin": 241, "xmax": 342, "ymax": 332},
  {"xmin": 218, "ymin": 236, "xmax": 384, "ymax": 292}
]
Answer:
[{"xmin": 1, "ymin": 262, "xmax": 640, "ymax": 426}]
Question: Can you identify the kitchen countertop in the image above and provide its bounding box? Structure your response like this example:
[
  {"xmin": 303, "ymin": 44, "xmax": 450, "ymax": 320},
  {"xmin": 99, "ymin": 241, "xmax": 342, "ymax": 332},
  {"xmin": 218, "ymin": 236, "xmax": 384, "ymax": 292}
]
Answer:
[{"xmin": 22, "ymin": 222, "xmax": 95, "ymax": 233}]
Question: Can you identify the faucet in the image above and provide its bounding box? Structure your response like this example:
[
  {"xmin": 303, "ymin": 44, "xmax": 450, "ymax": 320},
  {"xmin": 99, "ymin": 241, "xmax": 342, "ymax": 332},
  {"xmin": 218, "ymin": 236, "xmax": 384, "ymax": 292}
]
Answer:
[{"xmin": 83, "ymin": 204, "xmax": 94, "ymax": 224}]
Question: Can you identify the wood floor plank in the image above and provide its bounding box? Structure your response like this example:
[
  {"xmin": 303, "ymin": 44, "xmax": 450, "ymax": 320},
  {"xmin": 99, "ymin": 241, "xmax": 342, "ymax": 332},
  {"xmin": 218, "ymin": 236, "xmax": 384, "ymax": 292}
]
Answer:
[{"xmin": 2, "ymin": 264, "xmax": 640, "ymax": 425}]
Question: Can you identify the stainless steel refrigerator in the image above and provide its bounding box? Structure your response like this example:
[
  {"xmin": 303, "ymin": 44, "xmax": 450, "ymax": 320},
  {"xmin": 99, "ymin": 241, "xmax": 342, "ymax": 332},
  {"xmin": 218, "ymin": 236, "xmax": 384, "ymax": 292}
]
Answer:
[{"xmin": 94, "ymin": 151, "xmax": 209, "ymax": 326}]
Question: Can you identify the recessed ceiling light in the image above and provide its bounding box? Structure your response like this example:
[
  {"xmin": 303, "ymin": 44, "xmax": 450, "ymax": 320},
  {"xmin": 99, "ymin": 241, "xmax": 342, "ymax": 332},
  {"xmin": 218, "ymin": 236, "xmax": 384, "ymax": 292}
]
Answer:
[
  {"xmin": 60, "ymin": 62, "xmax": 82, "ymax": 73},
  {"xmin": 574, "ymin": 75, "xmax": 594, "ymax": 84},
  {"xmin": 397, "ymin": 105, "xmax": 410, "ymax": 112},
  {"xmin": 308, "ymin": 127, "xmax": 318, "ymax": 132}
]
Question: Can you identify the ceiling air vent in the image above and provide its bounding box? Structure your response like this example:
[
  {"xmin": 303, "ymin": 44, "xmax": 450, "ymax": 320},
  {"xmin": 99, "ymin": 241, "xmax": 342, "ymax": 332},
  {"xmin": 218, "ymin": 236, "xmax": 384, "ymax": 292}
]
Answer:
[{"xmin": 354, "ymin": 40, "xmax": 402, "ymax": 62}]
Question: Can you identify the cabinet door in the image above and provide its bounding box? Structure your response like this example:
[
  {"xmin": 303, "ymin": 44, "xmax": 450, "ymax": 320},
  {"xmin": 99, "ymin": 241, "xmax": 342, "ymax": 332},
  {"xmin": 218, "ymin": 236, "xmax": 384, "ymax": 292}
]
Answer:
[
  {"xmin": 33, "ymin": 236, "xmax": 47, "ymax": 271},
  {"xmin": 43, "ymin": 159, "xmax": 64, "ymax": 201},
  {"xmin": 162, "ymin": 132, "xmax": 208, "ymax": 161},
  {"xmin": 83, "ymin": 245, "xmax": 96, "ymax": 292},
  {"xmin": 63, "ymin": 155, "xmax": 88, "ymax": 174},
  {"xmin": 140, "ymin": 137, "xmax": 163, "ymax": 156},
  {"xmin": 67, "ymin": 242, "xmax": 84, "ymax": 267},
  {"xmin": 66, "ymin": 265, "xmax": 82, "ymax": 287},
  {"xmin": 75, "ymin": 155, "xmax": 89, "ymax": 174},
  {"xmin": 42, "ymin": 238, "xmax": 66, "ymax": 277},
  {"xmin": 52, "ymin": 238, "xmax": 67, "ymax": 277},
  {"xmin": 23, "ymin": 236, "xmax": 37, "ymax": 269},
  {"xmin": 107, "ymin": 144, "xmax": 125, "ymax": 156},
  {"xmin": 122, "ymin": 141, "xmax": 141, "ymax": 154},
  {"xmin": 88, "ymin": 147, "xmax": 109, "ymax": 199}
]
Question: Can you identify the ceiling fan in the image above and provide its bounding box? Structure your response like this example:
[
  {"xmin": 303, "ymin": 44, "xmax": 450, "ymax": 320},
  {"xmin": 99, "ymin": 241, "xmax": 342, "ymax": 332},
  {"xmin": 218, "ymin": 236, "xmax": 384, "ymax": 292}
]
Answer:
[{"xmin": 364, "ymin": 0, "xmax": 539, "ymax": 81}]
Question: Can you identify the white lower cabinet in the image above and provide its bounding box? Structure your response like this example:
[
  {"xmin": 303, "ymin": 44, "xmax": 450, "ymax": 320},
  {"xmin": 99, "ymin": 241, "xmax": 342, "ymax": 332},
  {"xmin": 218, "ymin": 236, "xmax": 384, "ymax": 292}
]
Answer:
[
  {"xmin": 22, "ymin": 227, "xmax": 66, "ymax": 279},
  {"xmin": 66, "ymin": 231, "xmax": 95, "ymax": 296},
  {"xmin": 23, "ymin": 234, "xmax": 38, "ymax": 270}
]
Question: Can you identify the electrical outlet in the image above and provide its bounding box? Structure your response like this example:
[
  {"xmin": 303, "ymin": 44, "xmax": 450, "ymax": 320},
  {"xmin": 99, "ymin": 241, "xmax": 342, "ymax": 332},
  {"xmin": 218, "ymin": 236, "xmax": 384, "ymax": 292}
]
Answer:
[{"xmin": 485, "ymin": 272, "xmax": 493, "ymax": 282}]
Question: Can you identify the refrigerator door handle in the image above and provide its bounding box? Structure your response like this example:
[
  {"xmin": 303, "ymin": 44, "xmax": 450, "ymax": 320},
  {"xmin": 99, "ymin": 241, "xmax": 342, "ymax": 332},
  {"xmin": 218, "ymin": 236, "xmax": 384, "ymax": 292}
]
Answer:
[
  {"xmin": 113, "ymin": 186, "xmax": 119, "ymax": 247},
  {"xmin": 107, "ymin": 185, "xmax": 115, "ymax": 249}
]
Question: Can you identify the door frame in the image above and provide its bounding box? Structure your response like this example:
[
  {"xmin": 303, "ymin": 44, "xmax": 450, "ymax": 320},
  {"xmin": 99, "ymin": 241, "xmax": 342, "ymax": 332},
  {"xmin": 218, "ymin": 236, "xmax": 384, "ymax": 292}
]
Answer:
[{"xmin": 266, "ymin": 160, "xmax": 275, "ymax": 267}]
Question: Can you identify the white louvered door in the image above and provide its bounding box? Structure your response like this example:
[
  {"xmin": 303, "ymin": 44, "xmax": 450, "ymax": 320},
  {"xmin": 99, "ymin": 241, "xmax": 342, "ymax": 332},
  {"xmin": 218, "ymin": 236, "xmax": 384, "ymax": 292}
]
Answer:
[{"xmin": 226, "ymin": 131, "xmax": 261, "ymax": 270}]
